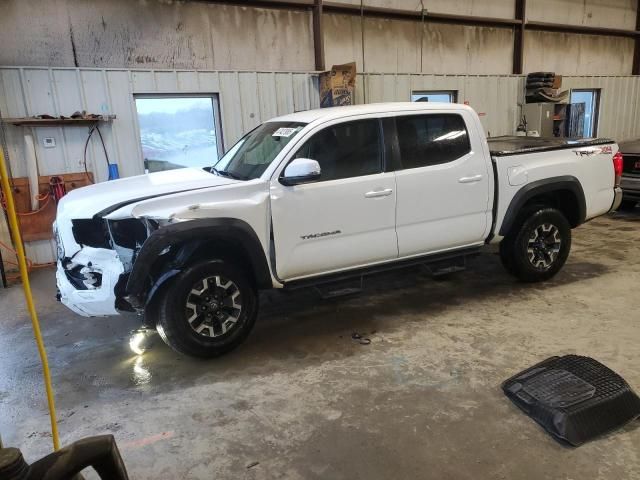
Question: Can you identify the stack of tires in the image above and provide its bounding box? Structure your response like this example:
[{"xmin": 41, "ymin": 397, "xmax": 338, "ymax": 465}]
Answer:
[{"xmin": 525, "ymin": 72, "xmax": 567, "ymax": 103}]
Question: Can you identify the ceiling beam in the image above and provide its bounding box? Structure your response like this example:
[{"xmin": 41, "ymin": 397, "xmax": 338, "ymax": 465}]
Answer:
[
  {"xmin": 323, "ymin": 2, "xmax": 520, "ymax": 29},
  {"xmin": 193, "ymin": 0, "xmax": 314, "ymax": 11},
  {"xmin": 526, "ymin": 21, "xmax": 638, "ymax": 38}
]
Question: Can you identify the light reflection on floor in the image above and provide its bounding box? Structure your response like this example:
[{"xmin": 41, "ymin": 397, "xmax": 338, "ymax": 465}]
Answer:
[{"xmin": 132, "ymin": 356, "xmax": 152, "ymax": 386}]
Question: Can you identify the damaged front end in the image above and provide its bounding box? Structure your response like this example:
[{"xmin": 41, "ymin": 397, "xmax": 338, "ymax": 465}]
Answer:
[{"xmin": 55, "ymin": 217, "xmax": 159, "ymax": 316}]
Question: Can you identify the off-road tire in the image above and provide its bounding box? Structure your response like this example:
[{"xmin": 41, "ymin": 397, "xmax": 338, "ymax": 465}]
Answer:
[
  {"xmin": 156, "ymin": 260, "xmax": 258, "ymax": 358},
  {"xmin": 500, "ymin": 207, "xmax": 571, "ymax": 283}
]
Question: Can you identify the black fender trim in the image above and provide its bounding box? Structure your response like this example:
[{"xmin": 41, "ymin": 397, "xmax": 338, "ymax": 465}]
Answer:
[
  {"xmin": 125, "ymin": 218, "xmax": 272, "ymax": 303},
  {"xmin": 499, "ymin": 175, "xmax": 586, "ymax": 237}
]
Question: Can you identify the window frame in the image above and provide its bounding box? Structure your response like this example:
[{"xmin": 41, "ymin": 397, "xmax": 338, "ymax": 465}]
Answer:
[
  {"xmin": 133, "ymin": 93, "xmax": 225, "ymax": 172},
  {"xmin": 411, "ymin": 91, "xmax": 458, "ymax": 103},
  {"xmin": 569, "ymin": 89, "xmax": 600, "ymax": 138},
  {"xmin": 280, "ymin": 117, "xmax": 387, "ymax": 184},
  {"xmin": 389, "ymin": 112, "xmax": 472, "ymax": 171}
]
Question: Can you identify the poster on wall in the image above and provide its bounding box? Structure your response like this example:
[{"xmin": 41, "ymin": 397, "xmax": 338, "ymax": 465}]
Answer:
[{"xmin": 319, "ymin": 62, "xmax": 356, "ymax": 108}]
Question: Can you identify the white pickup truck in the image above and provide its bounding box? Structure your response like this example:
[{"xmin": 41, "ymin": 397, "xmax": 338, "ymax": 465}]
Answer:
[{"xmin": 54, "ymin": 103, "xmax": 623, "ymax": 357}]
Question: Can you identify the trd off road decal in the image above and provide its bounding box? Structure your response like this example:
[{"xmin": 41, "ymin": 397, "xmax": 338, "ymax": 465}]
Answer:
[{"xmin": 573, "ymin": 145, "xmax": 613, "ymax": 157}]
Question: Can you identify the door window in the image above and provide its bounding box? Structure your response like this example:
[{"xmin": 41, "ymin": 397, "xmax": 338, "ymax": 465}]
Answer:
[
  {"xmin": 135, "ymin": 95, "xmax": 223, "ymax": 173},
  {"xmin": 294, "ymin": 119, "xmax": 382, "ymax": 182},
  {"xmin": 395, "ymin": 114, "xmax": 470, "ymax": 169}
]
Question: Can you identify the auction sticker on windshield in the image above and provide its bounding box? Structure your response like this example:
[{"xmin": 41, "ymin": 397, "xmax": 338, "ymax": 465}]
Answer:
[{"xmin": 272, "ymin": 127, "xmax": 299, "ymax": 137}]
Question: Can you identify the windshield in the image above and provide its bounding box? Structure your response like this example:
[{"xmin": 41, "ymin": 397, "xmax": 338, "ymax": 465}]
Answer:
[{"xmin": 211, "ymin": 121, "xmax": 306, "ymax": 180}]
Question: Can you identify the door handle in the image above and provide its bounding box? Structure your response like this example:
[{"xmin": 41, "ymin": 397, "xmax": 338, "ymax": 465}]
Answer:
[
  {"xmin": 458, "ymin": 174, "xmax": 483, "ymax": 184},
  {"xmin": 364, "ymin": 188, "xmax": 393, "ymax": 198}
]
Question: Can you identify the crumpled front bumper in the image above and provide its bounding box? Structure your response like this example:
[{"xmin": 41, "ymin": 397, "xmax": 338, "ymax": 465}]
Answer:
[{"xmin": 56, "ymin": 247, "xmax": 125, "ymax": 317}]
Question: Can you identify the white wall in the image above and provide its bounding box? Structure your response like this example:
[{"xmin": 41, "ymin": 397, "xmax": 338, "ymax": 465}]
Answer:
[
  {"xmin": 523, "ymin": 0, "xmax": 638, "ymax": 76},
  {"xmin": 527, "ymin": 0, "xmax": 637, "ymax": 30},
  {"xmin": 0, "ymin": 0, "xmax": 637, "ymax": 76},
  {"xmin": 325, "ymin": 15, "xmax": 514, "ymax": 74},
  {"xmin": 0, "ymin": 0, "xmax": 315, "ymax": 71},
  {"xmin": 524, "ymin": 31, "xmax": 635, "ymax": 75}
]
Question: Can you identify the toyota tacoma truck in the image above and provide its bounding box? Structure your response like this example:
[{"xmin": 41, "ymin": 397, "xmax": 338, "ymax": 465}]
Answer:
[{"xmin": 54, "ymin": 103, "xmax": 623, "ymax": 357}]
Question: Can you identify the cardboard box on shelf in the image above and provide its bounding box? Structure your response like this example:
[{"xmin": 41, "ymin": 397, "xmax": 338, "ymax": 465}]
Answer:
[{"xmin": 319, "ymin": 62, "xmax": 356, "ymax": 108}]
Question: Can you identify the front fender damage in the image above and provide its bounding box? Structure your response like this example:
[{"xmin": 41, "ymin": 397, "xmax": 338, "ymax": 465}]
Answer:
[
  {"xmin": 56, "ymin": 247, "xmax": 125, "ymax": 316},
  {"xmin": 56, "ymin": 217, "xmax": 162, "ymax": 316}
]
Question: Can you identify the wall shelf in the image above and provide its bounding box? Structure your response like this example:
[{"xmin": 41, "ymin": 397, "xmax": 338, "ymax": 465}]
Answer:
[{"xmin": 2, "ymin": 115, "xmax": 116, "ymax": 127}]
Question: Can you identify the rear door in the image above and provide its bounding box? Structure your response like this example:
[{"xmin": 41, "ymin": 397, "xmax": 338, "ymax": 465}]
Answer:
[
  {"xmin": 270, "ymin": 117, "xmax": 398, "ymax": 280},
  {"xmin": 392, "ymin": 110, "xmax": 492, "ymax": 257}
]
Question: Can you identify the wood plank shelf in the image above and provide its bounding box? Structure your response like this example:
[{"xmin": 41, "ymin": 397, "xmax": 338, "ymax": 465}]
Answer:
[
  {"xmin": 2, "ymin": 115, "xmax": 116, "ymax": 126},
  {"xmin": 9, "ymin": 172, "xmax": 94, "ymax": 242}
]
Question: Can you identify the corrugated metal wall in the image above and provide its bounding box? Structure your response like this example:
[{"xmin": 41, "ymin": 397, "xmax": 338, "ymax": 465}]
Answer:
[
  {"xmin": 0, "ymin": 68, "xmax": 320, "ymax": 264},
  {"xmin": 0, "ymin": 68, "xmax": 320, "ymax": 181},
  {"xmin": 1, "ymin": 67, "xmax": 639, "ymax": 266},
  {"xmin": 560, "ymin": 76, "xmax": 640, "ymax": 142},
  {"xmin": 355, "ymin": 73, "xmax": 524, "ymax": 138}
]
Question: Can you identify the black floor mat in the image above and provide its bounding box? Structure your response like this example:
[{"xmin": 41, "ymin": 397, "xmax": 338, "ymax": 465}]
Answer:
[{"xmin": 502, "ymin": 355, "xmax": 640, "ymax": 446}]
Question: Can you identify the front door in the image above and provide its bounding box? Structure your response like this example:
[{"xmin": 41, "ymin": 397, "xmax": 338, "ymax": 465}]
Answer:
[{"xmin": 270, "ymin": 118, "xmax": 398, "ymax": 280}]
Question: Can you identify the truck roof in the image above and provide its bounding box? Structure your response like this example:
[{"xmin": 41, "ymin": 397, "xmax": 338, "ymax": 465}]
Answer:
[{"xmin": 269, "ymin": 102, "xmax": 470, "ymax": 124}]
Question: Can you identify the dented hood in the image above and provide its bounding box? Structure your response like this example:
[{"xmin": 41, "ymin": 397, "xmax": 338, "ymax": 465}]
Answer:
[{"xmin": 57, "ymin": 168, "xmax": 238, "ymax": 220}]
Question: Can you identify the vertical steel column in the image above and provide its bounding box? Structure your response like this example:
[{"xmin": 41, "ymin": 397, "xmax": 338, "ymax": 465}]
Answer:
[
  {"xmin": 312, "ymin": 0, "xmax": 325, "ymax": 71},
  {"xmin": 633, "ymin": 2, "xmax": 640, "ymax": 75},
  {"xmin": 513, "ymin": 0, "xmax": 526, "ymax": 74}
]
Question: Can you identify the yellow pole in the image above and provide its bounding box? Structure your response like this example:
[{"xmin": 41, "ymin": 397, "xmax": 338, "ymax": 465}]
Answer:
[{"xmin": 0, "ymin": 149, "xmax": 60, "ymax": 450}]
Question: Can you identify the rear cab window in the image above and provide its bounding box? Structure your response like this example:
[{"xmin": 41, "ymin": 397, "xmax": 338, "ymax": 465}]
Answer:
[{"xmin": 395, "ymin": 113, "xmax": 471, "ymax": 169}]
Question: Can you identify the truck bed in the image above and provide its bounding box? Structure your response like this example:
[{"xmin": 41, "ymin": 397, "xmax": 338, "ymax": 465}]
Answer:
[{"xmin": 488, "ymin": 136, "xmax": 614, "ymax": 157}]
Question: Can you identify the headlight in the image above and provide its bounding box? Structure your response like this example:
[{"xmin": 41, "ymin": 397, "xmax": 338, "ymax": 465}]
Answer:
[
  {"xmin": 71, "ymin": 219, "xmax": 110, "ymax": 248},
  {"xmin": 108, "ymin": 218, "xmax": 149, "ymax": 249}
]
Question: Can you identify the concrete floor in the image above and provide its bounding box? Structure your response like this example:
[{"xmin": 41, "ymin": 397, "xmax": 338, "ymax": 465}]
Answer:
[{"xmin": 1, "ymin": 210, "xmax": 639, "ymax": 479}]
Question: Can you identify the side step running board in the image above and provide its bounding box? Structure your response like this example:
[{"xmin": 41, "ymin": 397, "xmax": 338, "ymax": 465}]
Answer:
[
  {"xmin": 314, "ymin": 279, "xmax": 364, "ymax": 299},
  {"xmin": 283, "ymin": 247, "xmax": 480, "ymax": 291},
  {"xmin": 425, "ymin": 255, "xmax": 468, "ymax": 277},
  {"xmin": 306, "ymin": 252, "xmax": 472, "ymax": 299}
]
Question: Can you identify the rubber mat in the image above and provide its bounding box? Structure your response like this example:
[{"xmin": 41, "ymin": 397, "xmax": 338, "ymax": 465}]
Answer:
[{"xmin": 502, "ymin": 355, "xmax": 640, "ymax": 446}]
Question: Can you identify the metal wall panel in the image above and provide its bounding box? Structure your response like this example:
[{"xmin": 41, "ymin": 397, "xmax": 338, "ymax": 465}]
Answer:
[
  {"xmin": 561, "ymin": 75, "xmax": 640, "ymax": 142},
  {"xmin": 0, "ymin": 66, "xmax": 321, "ymax": 265},
  {"xmin": 359, "ymin": 73, "xmax": 524, "ymax": 137},
  {"xmin": 1, "ymin": 67, "xmax": 640, "ymax": 266}
]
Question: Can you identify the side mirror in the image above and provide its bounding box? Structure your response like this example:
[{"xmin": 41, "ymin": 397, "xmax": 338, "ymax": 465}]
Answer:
[{"xmin": 280, "ymin": 158, "xmax": 321, "ymax": 186}]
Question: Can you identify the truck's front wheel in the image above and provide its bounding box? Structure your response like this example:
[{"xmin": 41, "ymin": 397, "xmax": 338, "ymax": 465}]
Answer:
[
  {"xmin": 500, "ymin": 207, "xmax": 571, "ymax": 282},
  {"xmin": 156, "ymin": 260, "xmax": 258, "ymax": 358}
]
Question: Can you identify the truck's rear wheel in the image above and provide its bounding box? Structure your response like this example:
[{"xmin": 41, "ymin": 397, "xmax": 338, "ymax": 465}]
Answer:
[
  {"xmin": 500, "ymin": 207, "xmax": 571, "ymax": 282},
  {"xmin": 156, "ymin": 260, "xmax": 258, "ymax": 358}
]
